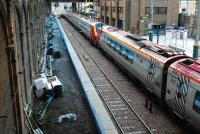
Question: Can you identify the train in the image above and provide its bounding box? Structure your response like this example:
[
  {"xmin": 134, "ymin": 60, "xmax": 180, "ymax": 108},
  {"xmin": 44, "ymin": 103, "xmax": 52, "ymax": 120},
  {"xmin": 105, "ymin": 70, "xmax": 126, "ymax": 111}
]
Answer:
[{"xmin": 62, "ymin": 12, "xmax": 200, "ymax": 131}]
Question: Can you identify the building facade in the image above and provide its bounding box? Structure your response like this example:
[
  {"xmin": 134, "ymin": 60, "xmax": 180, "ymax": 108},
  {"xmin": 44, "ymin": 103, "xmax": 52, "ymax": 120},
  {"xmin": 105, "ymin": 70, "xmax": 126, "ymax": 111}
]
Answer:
[
  {"xmin": 178, "ymin": 0, "xmax": 198, "ymax": 38},
  {"xmin": 99, "ymin": 0, "xmax": 179, "ymax": 35},
  {"xmin": 94, "ymin": 0, "xmax": 100, "ymax": 16},
  {"xmin": 179, "ymin": 0, "xmax": 197, "ymax": 15}
]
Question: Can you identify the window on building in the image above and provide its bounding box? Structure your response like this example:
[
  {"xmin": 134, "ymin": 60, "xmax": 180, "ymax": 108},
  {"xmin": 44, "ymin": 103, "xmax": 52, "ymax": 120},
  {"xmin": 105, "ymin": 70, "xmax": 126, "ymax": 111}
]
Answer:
[
  {"xmin": 118, "ymin": 19, "xmax": 123, "ymax": 29},
  {"xmin": 106, "ymin": 17, "xmax": 109, "ymax": 24},
  {"xmin": 145, "ymin": 7, "xmax": 167, "ymax": 15},
  {"xmin": 159, "ymin": 7, "xmax": 167, "ymax": 14},
  {"xmin": 112, "ymin": 18, "xmax": 115, "ymax": 26},
  {"xmin": 145, "ymin": 7, "xmax": 151, "ymax": 15},
  {"xmin": 112, "ymin": 7, "xmax": 115, "ymax": 12},
  {"xmin": 118, "ymin": 7, "xmax": 123, "ymax": 13},
  {"xmin": 154, "ymin": 7, "xmax": 159, "ymax": 14},
  {"xmin": 106, "ymin": 6, "xmax": 109, "ymax": 12}
]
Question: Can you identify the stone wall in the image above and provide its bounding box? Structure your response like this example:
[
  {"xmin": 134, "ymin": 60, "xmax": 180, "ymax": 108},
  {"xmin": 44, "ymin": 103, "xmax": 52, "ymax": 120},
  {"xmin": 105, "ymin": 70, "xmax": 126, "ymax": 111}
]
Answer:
[{"xmin": 0, "ymin": 0, "xmax": 50, "ymax": 133}]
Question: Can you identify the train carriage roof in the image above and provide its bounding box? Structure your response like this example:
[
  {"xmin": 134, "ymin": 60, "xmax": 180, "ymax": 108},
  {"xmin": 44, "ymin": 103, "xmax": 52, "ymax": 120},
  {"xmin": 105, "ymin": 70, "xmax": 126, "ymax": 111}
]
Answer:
[
  {"xmin": 71, "ymin": 13, "xmax": 100, "ymax": 27},
  {"xmin": 102, "ymin": 26, "xmax": 185, "ymax": 64},
  {"xmin": 170, "ymin": 58, "xmax": 200, "ymax": 83}
]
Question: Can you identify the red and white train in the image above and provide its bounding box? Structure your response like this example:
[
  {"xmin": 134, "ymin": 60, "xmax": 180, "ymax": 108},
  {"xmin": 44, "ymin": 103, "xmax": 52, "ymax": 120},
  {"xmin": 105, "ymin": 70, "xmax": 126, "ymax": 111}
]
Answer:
[{"xmin": 62, "ymin": 12, "xmax": 200, "ymax": 131}]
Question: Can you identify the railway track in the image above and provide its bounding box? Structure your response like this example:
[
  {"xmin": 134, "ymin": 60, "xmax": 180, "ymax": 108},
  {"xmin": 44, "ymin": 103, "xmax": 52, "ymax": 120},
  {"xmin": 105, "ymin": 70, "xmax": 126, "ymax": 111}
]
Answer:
[{"xmin": 61, "ymin": 19, "xmax": 154, "ymax": 134}]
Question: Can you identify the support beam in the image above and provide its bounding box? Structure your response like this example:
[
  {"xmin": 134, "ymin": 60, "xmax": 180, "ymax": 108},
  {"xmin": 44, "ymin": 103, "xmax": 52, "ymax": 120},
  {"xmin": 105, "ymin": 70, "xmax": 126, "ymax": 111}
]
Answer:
[
  {"xmin": 109, "ymin": 0, "xmax": 112, "ymax": 25},
  {"xmin": 115, "ymin": 0, "xmax": 119, "ymax": 28},
  {"xmin": 100, "ymin": 0, "xmax": 102, "ymax": 20},
  {"xmin": 151, "ymin": 0, "xmax": 154, "ymax": 27},
  {"xmin": 78, "ymin": 0, "xmax": 80, "ymax": 14},
  {"xmin": 81, "ymin": 2, "xmax": 82, "ymax": 13},
  {"xmin": 104, "ymin": 0, "xmax": 106, "ymax": 23},
  {"xmin": 193, "ymin": 0, "xmax": 200, "ymax": 58},
  {"xmin": 124, "ymin": 0, "xmax": 130, "ymax": 31},
  {"xmin": 72, "ymin": 2, "xmax": 77, "ymax": 12}
]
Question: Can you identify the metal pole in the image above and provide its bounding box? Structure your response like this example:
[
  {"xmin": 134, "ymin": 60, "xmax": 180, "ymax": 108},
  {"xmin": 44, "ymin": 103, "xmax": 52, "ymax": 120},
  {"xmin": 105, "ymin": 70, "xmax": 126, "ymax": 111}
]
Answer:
[
  {"xmin": 93, "ymin": 0, "xmax": 95, "ymax": 18},
  {"xmin": 78, "ymin": 0, "xmax": 80, "ymax": 14},
  {"xmin": 104, "ymin": 0, "xmax": 106, "ymax": 23},
  {"xmin": 193, "ymin": 0, "xmax": 200, "ymax": 58},
  {"xmin": 109, "ymin": 0, "xmax": 112, "ymax": 25},
  {"xmin": 81, "ymin": 1, "xmax": 82, "ymax": 14},
  {"xmin": 151, "ymin": 0, "xmax": 154, "ymax": 27},
  {"xmin": 89, "ymin": 0, "xmax": 91, "ymax": 18},
  {"xmin": 85, "ymin": 0, "xmax": 87, "ymax": 14},
  {"xmin": 149, "ymin": 0, "xmax": 153, "ymax": 41},
  {"xmin": 115, "ymin": 0, "xmax": 119, "ymax": 28}
]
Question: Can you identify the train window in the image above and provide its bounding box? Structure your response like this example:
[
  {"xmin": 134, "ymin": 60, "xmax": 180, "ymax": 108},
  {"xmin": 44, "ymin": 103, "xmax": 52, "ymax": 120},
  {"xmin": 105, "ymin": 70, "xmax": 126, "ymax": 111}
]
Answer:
[
  {"xmin": 105, "ymin": 37, "xmax": 110, "ymax": 46},
  {"xmin": 106, "ymin": 38, "xmax": 109, "ymax": 43},
  {"xmin": 121, "ymin": 47, "xmax": 127, "ymax": 57},
  {"xmin": 110, "ymin": 40, "xmax": 115, "ymax": 48},
  {"xmin": 104, "ymin": 35, "xmax": 107, "ymax": 40},
  {"xmin": 106, "ymin": 42, "xmax": 111, "ymax": 47},
  {"xmin": 116, "ymin": 44, "xmax": 121, "ymax": 53},
  {"xmin": 96, "ymin": 23, "xmax": 104, "ymax": 32},
  {"xmin": 193, "ymin": 91, "xmax": 200, "ymax": 114},
  {"xmin": 107, "ymin": 37, "xmax": 110, "ymax": 43},
  {"xmin": 116, "ymin": 44, "xmax": 121, "ymax": 51},
  {"xmin": 103, "ymin": 34, "xmax": 106, "ymax": 40},
  {"xmin": 127, "ymin": 50, "xmax": 134, "ymax": 63}
]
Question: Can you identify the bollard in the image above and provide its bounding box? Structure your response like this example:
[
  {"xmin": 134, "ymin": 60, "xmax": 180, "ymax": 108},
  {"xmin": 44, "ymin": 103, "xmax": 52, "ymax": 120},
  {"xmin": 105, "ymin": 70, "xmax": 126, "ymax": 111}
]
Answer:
[
  {"xmin": 157, "ymin": 29, "xmax": 160, "ymax": 44},
  {"xmin": 193, "ymin": 45, "xmax": 199, "ymax": 59},
  {"xmin": 149, "ymin": 31, "xmax": 153, "ymax": 41},
  {"xmin": 145, "ymin": 98, "xmax": 153, "ymax": 113}
]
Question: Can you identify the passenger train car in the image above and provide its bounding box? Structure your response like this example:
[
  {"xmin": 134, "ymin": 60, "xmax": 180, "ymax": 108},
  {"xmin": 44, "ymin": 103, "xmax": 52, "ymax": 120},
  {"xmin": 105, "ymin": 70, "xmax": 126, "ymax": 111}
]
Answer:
[
  {"xmin": 64, "ymin": 13, "xmax": 103, "ymax": 46},
  {"xmin": 63, "ymin": 12, "xmax": 200, "ymax": 131}
]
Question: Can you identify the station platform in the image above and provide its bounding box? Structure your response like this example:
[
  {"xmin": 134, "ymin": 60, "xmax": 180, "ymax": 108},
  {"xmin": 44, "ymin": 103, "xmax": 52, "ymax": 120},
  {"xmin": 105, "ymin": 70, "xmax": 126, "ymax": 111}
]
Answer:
[
  {"xmin": 33, "ymin": 16, "xmax": 99, "ymax": 134},
  {"xmin": 55, "ymin": 17, "xmax": 118, "ymax": 134}
]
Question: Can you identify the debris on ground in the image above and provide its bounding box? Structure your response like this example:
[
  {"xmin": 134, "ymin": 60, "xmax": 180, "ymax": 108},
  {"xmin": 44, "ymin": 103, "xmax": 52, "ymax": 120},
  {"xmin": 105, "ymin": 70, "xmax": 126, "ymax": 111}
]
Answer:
[
  {"xmin": 46, "ymin": 55, "xmax": 53, "ymax": 77},
  {"xmin": 48, "ymin": 76, "xmax": 63, "ymax": 98},
  {"xmin": 34, "ymin": 74, "xmax": 50, "ymax": 98},
  {"xmin": 53, "ymin": 50, "xmax": 61, "ymax": 59},
  {"xmin": 47, "ymin": 46, "xmax": 54, "ymax": 55},
  {"xmin": 33, "ymin": 15, "xmax": 98, "ymax": 134},
  {"xmin": 38, "ymin": 95, "xmax": 54, "ymax": 120},
  {"xmin": 58, "ymin": 113, "xmax": 77, "ymax": 123},
  {"xmin": 33, "ymin": 128, "xmax": 44, "ymax": 134},
  {"xmin": 33, "ymin": 73, "xmax": 53, "ymax": 98}
]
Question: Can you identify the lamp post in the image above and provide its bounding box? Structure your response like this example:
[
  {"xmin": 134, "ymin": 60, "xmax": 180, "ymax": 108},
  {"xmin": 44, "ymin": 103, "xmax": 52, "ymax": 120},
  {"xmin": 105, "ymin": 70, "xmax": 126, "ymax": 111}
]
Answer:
[{"xmin": 78, "ymin": 0, "xmax": 80, "ymax": 14}]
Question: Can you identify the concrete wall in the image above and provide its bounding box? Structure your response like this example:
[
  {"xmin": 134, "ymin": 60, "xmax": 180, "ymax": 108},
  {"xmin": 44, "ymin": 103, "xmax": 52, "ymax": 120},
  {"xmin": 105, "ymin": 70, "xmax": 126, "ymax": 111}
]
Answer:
[{"xmin": 0, "ymin": 0, "xmax": 50, "ymax": 133}]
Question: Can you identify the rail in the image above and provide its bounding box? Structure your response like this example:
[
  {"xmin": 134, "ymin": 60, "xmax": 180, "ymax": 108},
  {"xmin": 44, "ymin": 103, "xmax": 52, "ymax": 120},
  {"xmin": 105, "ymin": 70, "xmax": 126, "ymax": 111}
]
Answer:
[{"xmin": 70, "ymin": 31, "xmax": 154, "ymax": 134}]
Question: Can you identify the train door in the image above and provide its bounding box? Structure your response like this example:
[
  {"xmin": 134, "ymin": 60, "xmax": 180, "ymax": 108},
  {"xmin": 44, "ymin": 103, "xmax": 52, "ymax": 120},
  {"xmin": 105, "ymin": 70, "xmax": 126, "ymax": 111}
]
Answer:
[
  {"xmin": 145, "ymin": 58, "xmax": 157, "ymax": 93},
  {"xmin": 185, "ymin": 83, "xmax": 200, "ymax": 130},
  {"xmin": 145, "ymin": 58, "xmax": 163, "ymax": 97},
  {"xmin": 166, "ymin": 71, "xmax": 190, "ymax": 119}
]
